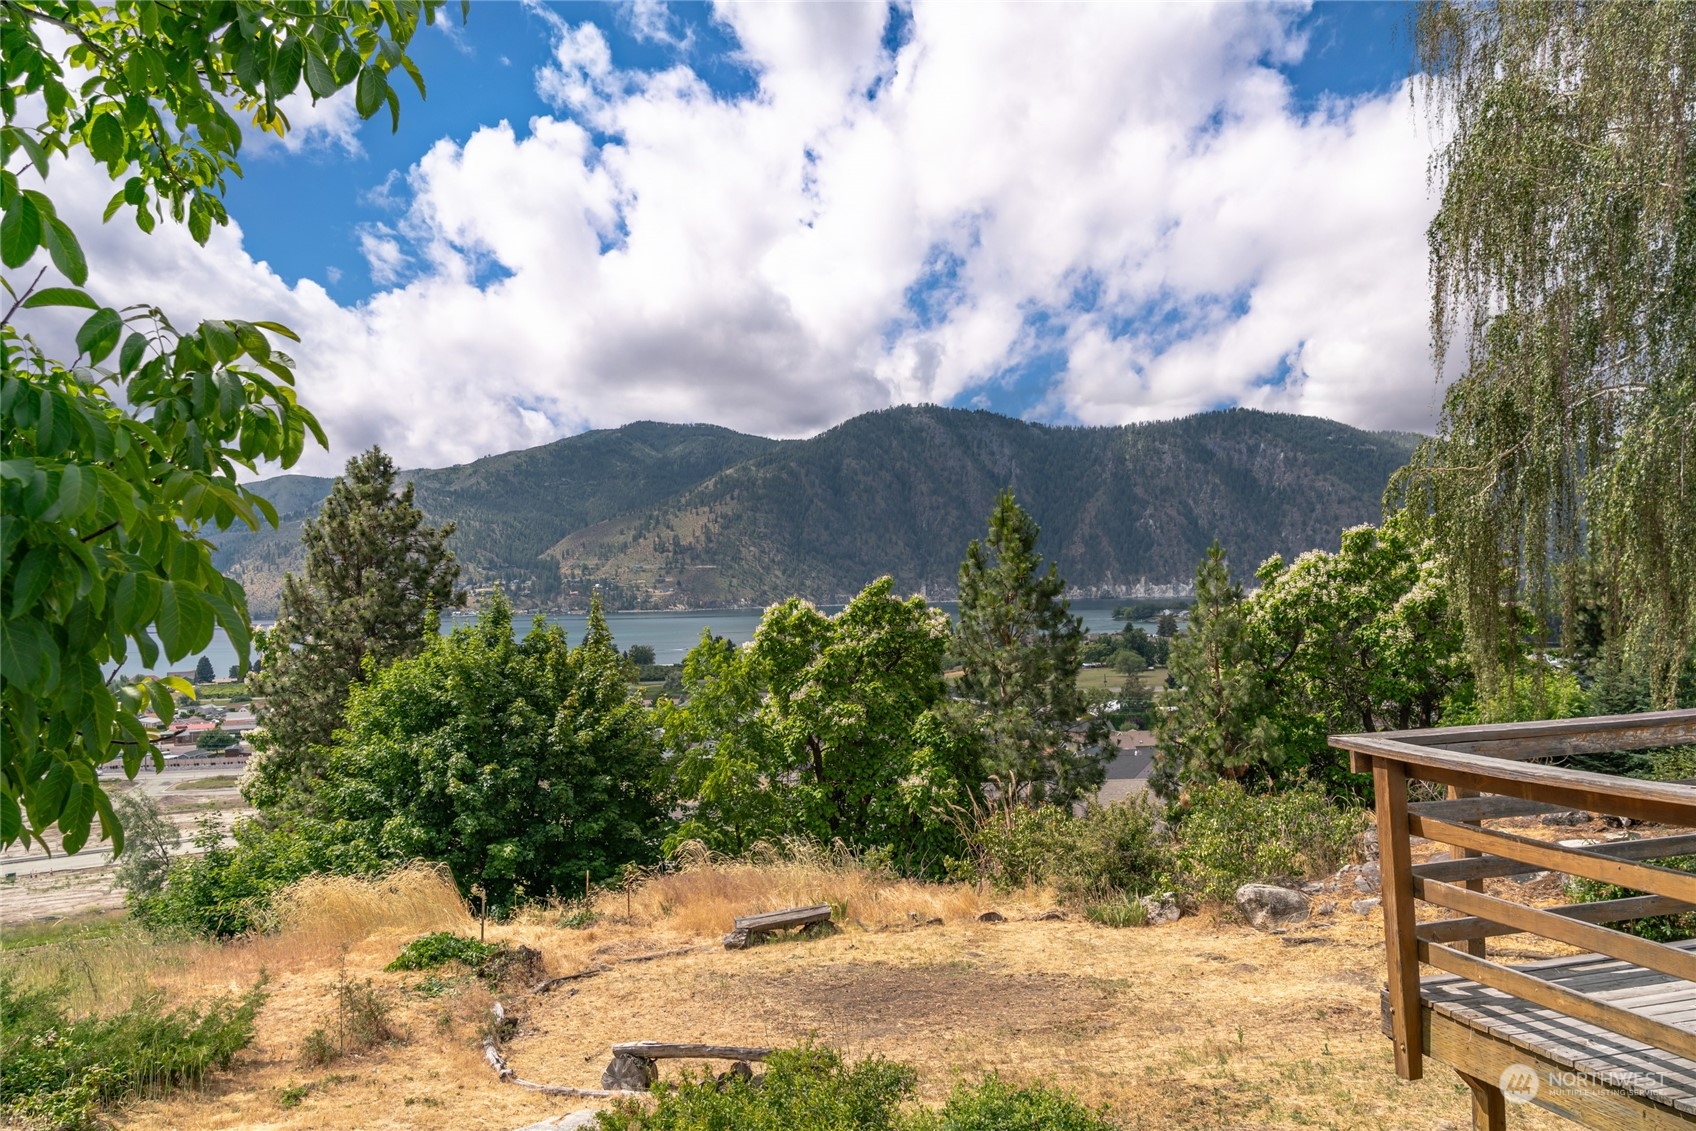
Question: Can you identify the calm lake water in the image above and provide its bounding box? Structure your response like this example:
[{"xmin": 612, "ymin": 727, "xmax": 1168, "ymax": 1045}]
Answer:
[{"xmin": 112, "ymin": 599, "xmax": 1157, "ymax": 678}]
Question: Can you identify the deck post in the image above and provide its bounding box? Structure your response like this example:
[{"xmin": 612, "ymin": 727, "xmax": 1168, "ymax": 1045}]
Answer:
[
  {"xmin": 1374, "ymin": 757, "xmax": 1423, "ymax": 1079},
  {"xmin": 1456, "ymin": 1071, "xmax": 1506, "ymax": 1131},
  {"xmin": 1446, "ymin": 784, "xmax": 1488, "ymax": 958}
]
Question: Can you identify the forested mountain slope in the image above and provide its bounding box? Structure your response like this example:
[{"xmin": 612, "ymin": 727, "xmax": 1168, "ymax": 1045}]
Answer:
[
  {"xmin": 545, "ymin": 406, "xmax": 1421, "ymax": 606},
  {"xmin": 218, "ymin": 407, "xmax": 1419, "ymax": 614},
  {"xmin": 216, "ymin": 422, "xmax": 780, "ymax": 615}
]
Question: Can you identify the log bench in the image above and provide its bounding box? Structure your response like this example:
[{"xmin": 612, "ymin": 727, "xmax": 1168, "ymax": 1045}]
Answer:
[
  {"xmin": 1331, "ymin": 709, "xmax": 1696, "ymax": 1131},
  {"xmin": 722, "ymin": 903, "xmax": 834, "ymax": 949}
]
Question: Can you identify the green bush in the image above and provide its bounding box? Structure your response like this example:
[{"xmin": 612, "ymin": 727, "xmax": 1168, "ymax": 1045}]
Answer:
[
  {"xmin": 962, "ymin": 797, "xmax": 1171, "ymax": 902},
  {"xmin": 1174, "ymin": 780, "xmax": 1365, "ymax": 903},
  {"xmin": 1567, "ymin": 857, "xmax": 1696, "ymax": 943},
  {"xmin": 597, "ymin": 1044, "xmax": 916, "ymax": 1131},
  {"xmin": 915, "ymin": 1074, "xmax": 1118, "ymax": 1131},
  {"xmin": 385, "ymin": 932, "xmax": 503, "ymax": 972},
  {"xmin": 595, "ymin": 1047, "xmax": 1118, "ymax": 1131},
  {"xmin": 1082, "ymin": 896, "xmax": 1149, "ymax": 929},
  {"xmin": 0, "ymin": 974, "xmax": 263, "ymax": 1130},
  {"xmin": 131, "ymin": 817, "xmax": 379, "ymax": 939}
]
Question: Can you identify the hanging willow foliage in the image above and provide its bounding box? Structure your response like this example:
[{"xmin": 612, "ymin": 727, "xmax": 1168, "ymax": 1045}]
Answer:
[{"xmin": 1400, "ymin": 0, "xmax": 1696, "ymax": 708}]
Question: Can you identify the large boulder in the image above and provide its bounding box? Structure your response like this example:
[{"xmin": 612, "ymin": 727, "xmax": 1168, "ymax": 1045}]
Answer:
[{"xmin": 1234, "ymin": 883, "xmax": 1310, "ymax": 930}]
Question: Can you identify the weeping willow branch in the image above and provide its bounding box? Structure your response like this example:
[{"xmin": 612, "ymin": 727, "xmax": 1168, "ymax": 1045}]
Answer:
[{"xmin": 1401, "ymin": 1, "xmax": 1696, "ymax": 709}]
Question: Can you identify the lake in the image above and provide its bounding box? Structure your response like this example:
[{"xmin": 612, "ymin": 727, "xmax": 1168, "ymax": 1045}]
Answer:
[{"xmin": 112, "ymin": 599, "xmax": 1158, "ymax": 678}]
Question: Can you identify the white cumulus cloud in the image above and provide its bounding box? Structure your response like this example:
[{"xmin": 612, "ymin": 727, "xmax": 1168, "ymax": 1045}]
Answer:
[{"xmin": 14, "ymin": 2, "xmax": 1449, "ymax": 475}]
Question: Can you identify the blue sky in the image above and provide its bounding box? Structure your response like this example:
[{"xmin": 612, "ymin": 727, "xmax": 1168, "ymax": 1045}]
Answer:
[{"xmin": 48, "ymin": 1, "xmax": 1443, "ymax": 472}]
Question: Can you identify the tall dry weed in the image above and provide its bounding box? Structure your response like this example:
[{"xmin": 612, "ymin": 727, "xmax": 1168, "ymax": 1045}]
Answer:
[
  {"xmin": 0, "ymin": 864, "xmax": 473, "ymax": 1013},
  {"xmin": 589, "ymin": 839, "xmax": 1055, "ymax": 936}
]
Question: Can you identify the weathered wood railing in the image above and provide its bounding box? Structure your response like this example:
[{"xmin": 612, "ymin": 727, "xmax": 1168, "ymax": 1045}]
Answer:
[{"xmin": 1330, "ymin": 709, "xmax": 1696, "ymax": 1128}]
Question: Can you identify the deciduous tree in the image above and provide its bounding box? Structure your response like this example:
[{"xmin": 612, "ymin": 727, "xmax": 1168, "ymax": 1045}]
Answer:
[
  {"xmin": 1, "ymin": 0, "xmax": 453, "ymax": 854},
  {"xmin": 316, "ymin": 592, "xmax": 666, "ymax": 912},
  {"xmin": 1407, "ymin": 1, "xmax": 1696, "ymax": 706},
  {"xmin": 660, "ymin": 578, "xmax": 978, "ymax": 872}
]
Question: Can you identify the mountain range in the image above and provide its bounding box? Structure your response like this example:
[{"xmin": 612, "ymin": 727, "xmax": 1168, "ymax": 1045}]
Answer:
[{"xmin": 215, "ymin": 406, "xmax": 1422, "ymax": 616}]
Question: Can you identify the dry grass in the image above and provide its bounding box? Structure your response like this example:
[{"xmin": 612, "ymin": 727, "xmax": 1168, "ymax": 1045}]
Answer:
[
  {"xmin": 5, "ymin": 847, "xmax": 1612, "ymax": 1131},
  {"xmin": 555, "ymin": 840, "xmax": 1043, "ymax": 938}
]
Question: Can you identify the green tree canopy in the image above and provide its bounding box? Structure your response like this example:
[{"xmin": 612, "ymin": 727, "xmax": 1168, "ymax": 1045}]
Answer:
[
  {"xmin": 1406, "ymin": 1, "xmax": 1696, "ymax": 707},
  {"xmin": 660, "ymin": 577, "xmax": 979, "ymax": 872},
  {"xmin": 1151, "ymin": 542, "xmax": 1280, "ymax": 797},
  {"xmin": 1246, "ymin": 518, "xmax": 1470, "ymax": 794},
  {"xmin": 954, "ymin": 490, "xmax": 1105, "ymax": 805},
  {"xmin": 1, "ymin": 0, "xmax": 453, "ymax": 854},
  {"xmin": 246, "ymin": 447, "xmax": 461, "ymax": 809},
  {"xmin": 194, "ymin": 656, "xmax": 215, "ymax": 684},
  {"xmin": 314, "ymin": 592, "xmax": 666, "ymax": 912}
]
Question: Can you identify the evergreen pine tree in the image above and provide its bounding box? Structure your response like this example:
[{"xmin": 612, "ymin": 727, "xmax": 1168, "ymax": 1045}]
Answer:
[
  {"xmin": 194, "ymin": 656, "xmax": 215, "ymax": 684},
  {"xmin": 247, "ymin": 448, "xmax": 463, "ymax": 808},
  {"xmin": 1150, "ymin": 542, "xmax": 1280, "ymax": 797},
  {"xmin": 954, "ymin": 490, "xmax": 1106, "ymax": 804}
]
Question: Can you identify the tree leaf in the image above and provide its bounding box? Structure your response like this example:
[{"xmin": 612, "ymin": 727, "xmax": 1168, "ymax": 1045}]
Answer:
[
  {"xmin": 43, "ymin": 217, "xmax": 87, "ymax": 285},
  {"xmin": 355, "ymin": 65, "xmax": 383, "ymax": 118},
  {"xmin": 0, "ymin": 793, "xmax": 22, "ymax": 849},
  {"xmin": 0, "ymin": 615, "xmax": 45, "ymax": 688},
  {"xmin": 76, "ymin": 307, "xmax": 124, "ymax": 364},
  {"xmin": 156, "ymin": 581, "xmax": 214, "ymax": 659},
  {"xmin": 1, "ymin": 192, "xmax": 42, "ymax": 269},
  {"xmin": 21, "ymin": 287, "xmax": 98, "ymax": 310},
  {"xmin": 89, "ymin": 112, "xmax": 126, "ymax": 165},
  {"xmin": 304, "ymin": 43, "xmax": 338, "ymax": 98}
]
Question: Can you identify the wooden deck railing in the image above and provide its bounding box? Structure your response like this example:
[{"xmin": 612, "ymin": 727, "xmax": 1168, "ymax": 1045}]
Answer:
[{"xmin": 1329, "ymin": 709, "xmax": 1696, "ymax": 1087}]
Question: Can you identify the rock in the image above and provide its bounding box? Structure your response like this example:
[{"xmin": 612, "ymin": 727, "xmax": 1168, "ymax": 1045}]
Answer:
[
  {"xmin": 1509, "ymin": 870, "xmax": 1550, "ymax": 885},
  {"xmin": 1602, "ymin": 814, "xmax": 1640, "ymax": 829},
  {"xmin": 1539, "ymin": 810, "xmax": 1589, "ymax": 826},
  {"xmin": 1137, "ymin": 892, "xmax": 1181, "ymax": 925},
  {"xmin": 1037, "ymin": 909, "xmax": 1066, "ymax": 921},
  {"xmin": 1234, "ymin": 884, "xmax": 1310, "ymax": 930},
  {"xmin": 1351, "ymin": 897, "xmax": 1382, "ymax": 915},
  {"xmin": 1355, "ymin": 827, "xmax": 1380, "ymax": 862},
  {"xmin": 602, "ymin": 1053, "xmax": 658, "ymax": 1091},
  {"xmin": 722, "ymin": 929, "xmax": 751, "ymax": 950},
  {"xmin": 977, "ymin": 910, "xmax": 1006, "ymax": 923},
  {"xmin": 800, "ymin": 919, "xmax": 839, "ymax": 940},
  {"xmin": 1315, "ymin": 901, "xmax": 1335, "ymax": 916},
  {"xmin": 1352, "ymin": 874, "xmax": 1377, "ymax": 894},
  {"xmin": 1299, "ymin": 881, "xmax": 1325, "ymax": 894}
]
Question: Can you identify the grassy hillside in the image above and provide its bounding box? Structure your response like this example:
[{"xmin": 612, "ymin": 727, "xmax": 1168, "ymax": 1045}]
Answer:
[
  {"xmin": 548, "ymin": 406, "xmax": 1421, "ymax": 606},
  {"xmin": 215, "ymin": 407, "xmax": 1419, "ymax": 616}
]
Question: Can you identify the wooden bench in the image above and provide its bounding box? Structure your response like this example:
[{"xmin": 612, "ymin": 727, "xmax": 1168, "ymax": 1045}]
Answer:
[
  {"xmin": 1331, "ymin": 709, "xmax": 1696, "ymax": 1131},
  {"xmin": 722, "ymin": 904, "xmax": 833, "ymax": 949}
]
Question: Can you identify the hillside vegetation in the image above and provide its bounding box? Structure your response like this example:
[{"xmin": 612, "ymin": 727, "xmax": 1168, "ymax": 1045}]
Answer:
[{"xmin": 219, "ymin": 408, "xmax": 1418, "ymax": 616}]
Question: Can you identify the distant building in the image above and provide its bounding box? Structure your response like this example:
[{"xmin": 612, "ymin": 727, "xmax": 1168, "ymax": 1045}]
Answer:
[{"xmin": 1095, "ymin": 728, "xmax": 1157, "ymax": 805}]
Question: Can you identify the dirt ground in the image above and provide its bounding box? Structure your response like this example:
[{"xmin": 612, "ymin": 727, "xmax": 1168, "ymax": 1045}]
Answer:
[
  {"xmin": 91, "ymin": 889, "xmax": 1584, "ymax": 1131},
  {"xmin": 5, "ymin": 814, "xmax": 1673, "ymax": 1131}
]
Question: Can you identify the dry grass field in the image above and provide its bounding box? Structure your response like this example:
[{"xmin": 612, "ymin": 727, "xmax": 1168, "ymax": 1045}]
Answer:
[{"xmin": 1, "ymin": 847, "xmax": 1594, "ymax": 1131}]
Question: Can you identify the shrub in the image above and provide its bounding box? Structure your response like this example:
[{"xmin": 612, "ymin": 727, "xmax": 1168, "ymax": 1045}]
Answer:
[
  {"xmin": 385, "ymin": 932, "xmax": 503, "ymax": 973},
  {"xmin": 1566, "ymin": 857, "xmax": 1696, "ymax": 943},
  {"xmin": 595, "ymin": 1046, "xmax": 1118, "ymax": 1131},
  {"xmin": 963, "ymin": 796, "xmax": 1171, "ymax": 902},
  {"xmin": 1173, "ymin": 779, "xmax": 1365, "ymax": 903},
  {"xmin": 131, "ymin": 816, "xmax": 381, "ymax": 939},
  {"xmin": 915, "ymin": 1074, "xmax": 1118, "ymax": 1131},
  {"xmin": 298, "ymin": 972, "xmax": 401, "ymax": 1066},
  {"xmin": 598, "ymin": 1044, "xmax": 916, "ymax": 1131},
  {"xmin": 1083, "ymin": 896, "xmax": 1149, "ymax": 929},
  {"xmin": 0, "ymin": 974, "xmax": 263, "ymax": 1129}
]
